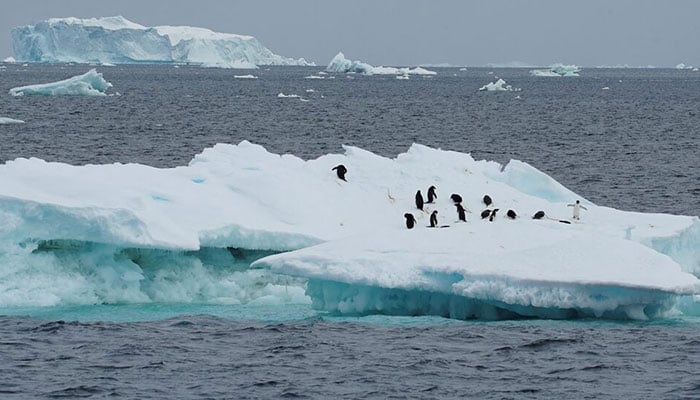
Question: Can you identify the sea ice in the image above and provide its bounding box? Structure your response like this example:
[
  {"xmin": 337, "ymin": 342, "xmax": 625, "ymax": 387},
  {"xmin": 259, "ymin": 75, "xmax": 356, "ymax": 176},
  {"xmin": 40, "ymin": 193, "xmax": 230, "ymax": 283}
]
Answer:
[
  {"xmin": 0, "ymin": 142, "xmax": 698, "ymax": 318},
  {"xmin": 0, "ymin": 117, "xmax": 25, "ymax": 124},
  {"xmin": 326, "ymin": 52, "xmax": 436, "ymax": 76},
  {"xmin": 530, "ymin": 63, "xmax": 581, "ymax": 77},
  {"xmin": 8, "ymin": 69, "xmax": 112, "ymax": 96},
  {"xmin": 478, "ymin": 78, "xmax": 519, "ymax": 92}
]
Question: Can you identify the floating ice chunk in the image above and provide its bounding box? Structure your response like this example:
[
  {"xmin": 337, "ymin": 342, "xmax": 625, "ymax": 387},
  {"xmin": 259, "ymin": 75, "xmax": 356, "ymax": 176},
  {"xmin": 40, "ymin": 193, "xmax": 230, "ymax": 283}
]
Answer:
[
  {"xmin": 0, "ymin": 117, "xmax": 25, "ymax": 124},
  {"xmin": 602, "ymin": 86, "xmax": 610, "ymax": 90},
  {"xmin": 459, "ymin": 67, "xmax": 467, "ymax": 71},
  {"xmin": 530, "ymin": 63, "xmax": 580, "ymax": 77},
  {"xmin": 675, "ymin": 63, "xmax": 694, "ymax": 70},
  {"xmin": 277, "ymin": 93, "xmax": 300, "ymax": 98},
  {"xmin": 3, "ymin": 56, "xmax": 16, "ymax": 63},
  {"xmin": 694, "ymin": 68, "xmax": 699, "ymax": 72},
  {"xmin": 234, "ymin": 74, "xmax": 258, "ymax": 79},
  {"xmin": 8, "ymin": 69, "xmax": 112, "ymax": 96},
  {"xmin": 304, "ymin": 75, "xmax": 324, "ymax": 79},
  {"xmin": 396, "ymin": 74, "xmax": 409, "ymax": 80},
  {"xmin": 326, "ymin": 52, "xmax": 436, "ymax": 76},
  {"xmin": 479, "ymin": 78, "xmax": 520, "ymax": 92}
]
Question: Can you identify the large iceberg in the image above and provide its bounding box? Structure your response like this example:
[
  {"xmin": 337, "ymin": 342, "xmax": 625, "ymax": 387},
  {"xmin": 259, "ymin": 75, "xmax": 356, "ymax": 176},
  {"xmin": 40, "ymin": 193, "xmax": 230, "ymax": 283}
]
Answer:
[
  {"xmin": 9, "ymin": 69, "xmax": 112, "ymax": 96},
  {"xmin": 326, "ymin": 52, "xmax": 436, "ymax": 76},
  {"xmin": 11, "ymin": 16, "xmax": 312, "ymax": 68},
  {"xmin": 0, "ymin": 142, "xmax": 698, "ymax": 319}
]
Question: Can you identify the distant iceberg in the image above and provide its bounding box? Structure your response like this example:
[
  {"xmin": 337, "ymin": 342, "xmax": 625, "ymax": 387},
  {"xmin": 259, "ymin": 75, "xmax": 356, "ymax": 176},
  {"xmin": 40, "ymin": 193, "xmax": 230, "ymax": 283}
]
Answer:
[
  {"xmin": 530, "ymin": 63, "xmax": 581, "ymax": 77},
  {"xmin": 0, "ymin": 117, "xmax": 25, "ymax": 124},
  {"xmin": 0, "ymin": 141, "xmax": 698, "ymax": 318},
  {"xmin": 11, "ymin": 16, "xmax": 313, "ymax": 68},
  {"xmin": 326, "ymin": 52, "xmax": 436, "ymax": 76},
  {"xmin": 675, "ymin": 63, "xmax": 694, "ymax": 70},
  {"xmin": 9, "ymin": 69, "xmax": 112, "ymax": 96},
  {"xmin": 478, "ymin": 78, "xmax": 519, "ymax": 92}
]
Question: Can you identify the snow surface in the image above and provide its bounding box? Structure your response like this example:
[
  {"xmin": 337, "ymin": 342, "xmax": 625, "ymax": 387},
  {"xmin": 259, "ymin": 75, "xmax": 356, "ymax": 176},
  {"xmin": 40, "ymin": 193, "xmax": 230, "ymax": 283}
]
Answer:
[
  {"xmin": 326, "ymin": 52, "xmax": 436, "ymax": 76},
  {"xmin": 0, "ymin": 142, "xmax": 698, "ymax": 318},
  {"xmin": 12, "ymin": 16, "xmax": 312, "ymax": 68},
  {"xmin": 8, "ymin": 69, "xmax": 112, "ymax": 96},
  {"xmin": 530, "ymin": 63, "xmax": 581, "ymax": 77},
  {"xmin": 0, "ymin": 117, "xmax": 25, "ymax": 124}
]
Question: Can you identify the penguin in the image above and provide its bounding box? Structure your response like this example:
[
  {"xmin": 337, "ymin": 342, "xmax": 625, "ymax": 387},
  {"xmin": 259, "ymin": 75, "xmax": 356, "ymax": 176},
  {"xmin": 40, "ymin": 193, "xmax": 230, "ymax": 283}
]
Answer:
[
  {"xmin": 506, "ymin": 209, "xmax": 517, "ymax": 219},
  {"xmin": 480, "ymin": 209, "xmax": 492, "ymax": 219},
  {"xmin": 483, "ymin": 195, "xmax": 493, "ymax": 207},
  {"xmin": 450, "ymin": 194, "xmax": 463, "ymax": 204},
  {"xmin": 427, "ymin": 185, "xmax": 437, "ymax": 203},
  {"xmin": 456, "ymin": 203, "xmax": 467, "ymax": 222},
  {"xmin": 489, "ymin": 208, "xmax": 500, "ymax": 222},
  {"xmin": 404, "ymin": 213, "xmax": 417, "ymax": 229},
  {"xmin": 429, "ymin": 210, "xmax": 438, "ymax": 227},
  {"xmin": 415, "ymin": 190, "xmax": 424, "ymax": 211},
  {"xmin": 532, "ymin": 211, "xmax": 545, "ymax": 220},
  {"xmin": 331, "ymin": 164, "xmax": 347, "ymax": 181}
]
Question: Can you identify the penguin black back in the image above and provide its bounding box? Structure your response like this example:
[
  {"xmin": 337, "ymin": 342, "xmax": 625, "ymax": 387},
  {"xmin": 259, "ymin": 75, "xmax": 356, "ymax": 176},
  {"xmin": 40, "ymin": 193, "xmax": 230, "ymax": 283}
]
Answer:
[
  {"xmin": 483, "ymin": 195, "xmax": 492, "ymax": 207},
  {"xmin": 427, "ymin": 185, "xmax": 437, "ymax": 203},
  {"xmin": 506, "ymin": 209, "xmax": 517, "ymax": 219},
  {"xmin": 415, "ymin": 190, "xmax": 424, "ymax": 211},
  {"xmin": 480, "ymin": 209, "xmax": 492, "ymax": 219},
  {"xmin": 450, "ymin": 194, "xmax": 463, "ymax": 204},
  {"xmin": 404, "ymin": 213, "xmax": 416, "ymax": 229},
  {"xmin": 456, "ymin": 203, "xmax": 466, "ymax": 222},
  {"xmin": 489, "ymin": 208, "xmax": 499, "ymax": 222},
  {"xmin": 429, "ymin": 210, "xmax": 438, "ymax": 227},
  {"xmin": 332, "ymin": 164, "xmax": 347, "ymax": 181},
  {"xmin": 533, "ymin": 211, "xmax": 545, "ymax": 220}
]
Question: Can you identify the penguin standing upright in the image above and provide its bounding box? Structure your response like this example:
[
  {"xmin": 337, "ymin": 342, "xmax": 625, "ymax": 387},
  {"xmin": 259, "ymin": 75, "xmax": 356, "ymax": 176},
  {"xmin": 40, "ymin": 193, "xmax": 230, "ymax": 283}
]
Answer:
[
  {"xmin": 331, "ymin": 165, "xmax": 347, "ymax": 181},
  {"xmin": 404, "ymin": 213, "xmax": 417, "ymax": 229},
  {"xmin": 483, "ymin": 195, "xmax": 493, "ymax": 207},
  {"xmin": 415, "ymin": 190, "xmax": 424, "ymax": 211},
  {"xmin": 429, "ymin": 210, "xmax": 439, "ymax": 227},
  {"xmin": 489, "ymin": 208, "xmax": 500, "ymax": 222},
  {"xmin": 427, "ymin": 186, "xmax": 437, "ymax": 203},
  {"xmin": 456, "ymin": 203, "xmax": 467, "ymax": 222}
]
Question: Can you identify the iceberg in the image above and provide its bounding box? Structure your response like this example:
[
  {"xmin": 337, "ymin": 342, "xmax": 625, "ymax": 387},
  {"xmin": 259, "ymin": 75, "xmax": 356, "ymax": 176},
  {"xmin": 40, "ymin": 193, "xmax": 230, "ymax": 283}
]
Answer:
[
  {"xmin": 0, "ymin": 117, "xmax": 25, "ymax": 124},
  {"xmin": 0, "ymin": 142, "xmax": 698, "ymax": 318},
  {"xmin": 11, "ymin": 16, "xmax": 312, "ymax": 68},
  {"xmin": 530, "ymin": 63, "xmax": 581, "ymax": 77},
  {"xmin": 326, "ymin": 52, "xmax": 436, "ymax": 76},
  {"xmin": 8, "ymin": 69, "xmax": 112, "ymax": 96},
  {"xmin": 478, "ymin": 78, "xmax": 519, "ymax": 92}
]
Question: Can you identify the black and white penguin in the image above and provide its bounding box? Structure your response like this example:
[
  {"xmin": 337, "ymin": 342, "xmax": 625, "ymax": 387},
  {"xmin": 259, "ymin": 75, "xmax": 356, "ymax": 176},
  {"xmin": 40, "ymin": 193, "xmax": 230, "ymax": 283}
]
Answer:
[
  {"xmin": 404, "ymin": 213, "xmax": 417, "ymax": 229},
  {"xmin": 456, "ymin": 203, "xmax": 467, "ymax": 222},
  {"xmin": 429, "ymin": 210, "xmax": 439, "ymax": 227},
  {"xmin": 480, "ymin": 209, "xmax": 492, "ymax": 219},
  {"xmin": 483, "ymin": 195, "xmax": 493, "ymax": 207},
  {"xmin": 489, "ymin": 208, "xmax": 500, "ymax": 222},
  {"xmin": 415, "ymin": 190, "xmax": 424, "ymax": 211},
  {"xmin": 506, "ymin": 209, "xmax": 517, "ymax": 219},
  {"xmin": 427, "ymin": 185, "xmax": 437, "ymax": 203},
  {"xmin": 332, "ymin": 165, "xmax": 347, "ymax": 181},
  {"xmin": 450, "ymin": 194, "xmax": 463, "ymax": 204},
  {"xmin": 532, "ymin": 211, "xmax": 545, "ymax": 220}
]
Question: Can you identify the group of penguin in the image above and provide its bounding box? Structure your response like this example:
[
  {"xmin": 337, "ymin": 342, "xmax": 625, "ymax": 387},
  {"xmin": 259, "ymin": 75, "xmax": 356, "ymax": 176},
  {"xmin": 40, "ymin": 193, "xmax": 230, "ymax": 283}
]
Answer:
[{"xmin": 331, "ymin": 164, "xmax": 550, "ymax": 231}]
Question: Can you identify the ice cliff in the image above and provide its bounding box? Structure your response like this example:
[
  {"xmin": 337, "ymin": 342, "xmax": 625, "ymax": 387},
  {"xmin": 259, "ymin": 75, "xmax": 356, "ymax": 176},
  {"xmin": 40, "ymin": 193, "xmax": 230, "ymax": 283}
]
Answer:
[{"xmin": 11, "ymin": 16, "xmax": 312, "ymax": 68}]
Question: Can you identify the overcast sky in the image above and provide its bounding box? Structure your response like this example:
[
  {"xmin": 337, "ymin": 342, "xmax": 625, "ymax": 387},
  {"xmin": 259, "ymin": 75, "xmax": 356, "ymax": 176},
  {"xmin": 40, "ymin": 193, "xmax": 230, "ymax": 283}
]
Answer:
[{"xmin": 2, "ymin": 0, "xmax": 698, "ymax": 67}]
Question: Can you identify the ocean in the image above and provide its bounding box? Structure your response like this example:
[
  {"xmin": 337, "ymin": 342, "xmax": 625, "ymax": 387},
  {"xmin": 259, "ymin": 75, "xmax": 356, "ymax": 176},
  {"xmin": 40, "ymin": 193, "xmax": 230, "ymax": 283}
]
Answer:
[{"xmin": 1, "ymin": 64, "xmax": 699, "ymax": 399}]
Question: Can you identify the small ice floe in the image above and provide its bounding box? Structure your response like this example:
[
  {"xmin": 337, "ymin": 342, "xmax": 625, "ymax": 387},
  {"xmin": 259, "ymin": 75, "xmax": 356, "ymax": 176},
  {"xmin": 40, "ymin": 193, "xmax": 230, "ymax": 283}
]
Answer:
[
  {"xmin": 0, "ymin": 117, "xmax": 25, "ymax": 124},
  {"xmin": 305, "ymin": 75, "xmax": 324, "ymax": 79},
  {"xmin": 9, "ymin": 69, "xmax": 112, "ymax": 96},
  {"xmin": 234, "ymin": 75, "xmax": 258, "ymax": 79},
  {"xmin": 396, "ymin": 74, "xmax": 409, "ymax": 80},
  {"xmin": 602, "ymin": 87, "xmax": 610, "ymax": 90},
  {"xmin": 305, "ymin": 89, "xmax": 315, "ymax": 93},
  {"xmin": 277, "ymin": 93, "xmax": 300, "ymax": 98},
  {"xmin": 479, "ymin": 78, "xmax": 520, "ymax": 92}
]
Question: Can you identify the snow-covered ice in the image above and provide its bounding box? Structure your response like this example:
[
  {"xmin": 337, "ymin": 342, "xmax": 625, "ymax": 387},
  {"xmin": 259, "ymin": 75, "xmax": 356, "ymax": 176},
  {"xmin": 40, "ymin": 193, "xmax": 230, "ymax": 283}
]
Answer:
[
  {"xmin": 12, "ymin": 16, "xmax": 312, "ymax": 68},
  {"xmin": 530, "ymin": 64, "xmax": 581, "ymax": 77},
  {"xmin": 478, "ymin": 78, "xmax": 519, "ymax": 92},
  {"xmin": 0, "ymin": 142, "xmax": 698, "ymax": 319},
  {"xmin": 0, "ymin": 117, "xmax": 25, "ymax": 124},
  {"xmin": 234, "ymin": 75, "xmax": 257, "ymax": 79},
  {"xmin": 9, "ymin": 69, "xmax": 112, "ymax": 96},
  {"xmin": 326, "ymin": 52, "xmax": 436, "ymax": 76}
]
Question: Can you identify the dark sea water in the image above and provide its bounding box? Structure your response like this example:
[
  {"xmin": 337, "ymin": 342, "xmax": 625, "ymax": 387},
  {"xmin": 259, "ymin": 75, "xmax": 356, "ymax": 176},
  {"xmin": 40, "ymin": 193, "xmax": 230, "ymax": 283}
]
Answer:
[{"xmin": 1, "ymin": 64, "xmax": 699, "ymax": 398}]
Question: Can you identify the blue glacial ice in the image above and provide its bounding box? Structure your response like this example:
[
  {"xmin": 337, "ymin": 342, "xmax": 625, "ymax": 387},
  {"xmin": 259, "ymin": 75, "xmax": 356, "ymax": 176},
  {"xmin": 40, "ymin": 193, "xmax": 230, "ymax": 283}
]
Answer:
[
  {"xmin": 11, "ymin": 16, "xmax": 312, "ymax": 68},
  {"xmin": 9, "ymin": 69, "xmax": 112, "ymax": 96},
  {"xmin": 0, "ymin": 142, "xmax": 698, "ymax": 319}
]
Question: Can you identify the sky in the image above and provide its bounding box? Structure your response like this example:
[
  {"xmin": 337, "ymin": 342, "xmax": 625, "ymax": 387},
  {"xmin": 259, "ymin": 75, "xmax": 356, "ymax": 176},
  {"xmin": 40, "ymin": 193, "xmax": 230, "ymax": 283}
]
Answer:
[{"xmin": 1, "ymin": 0, "xmax": 699, "ymax": 67}]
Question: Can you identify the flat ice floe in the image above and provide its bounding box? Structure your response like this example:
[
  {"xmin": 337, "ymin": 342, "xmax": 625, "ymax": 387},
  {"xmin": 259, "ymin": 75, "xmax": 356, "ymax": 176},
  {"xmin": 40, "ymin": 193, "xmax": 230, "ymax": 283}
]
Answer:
[
  {"xmin": 0, "ymin": 141, "xmax": 698, "ymax": 318},
  {"xmin": 9, "ymin": 69, "xmax": 112, "ymax": 96},
  {"xmin": 0, "ymin": 117, "xmax": 25, "ymax": 124}
]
